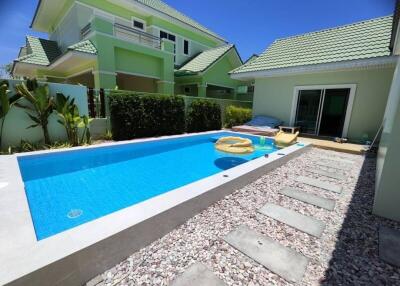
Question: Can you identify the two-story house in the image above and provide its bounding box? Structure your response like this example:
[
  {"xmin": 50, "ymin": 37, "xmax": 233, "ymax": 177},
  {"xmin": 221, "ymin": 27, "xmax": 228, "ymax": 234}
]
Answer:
[{"xmin": 12, "ymin": 0, "xmax": 248, "ymax": 99}]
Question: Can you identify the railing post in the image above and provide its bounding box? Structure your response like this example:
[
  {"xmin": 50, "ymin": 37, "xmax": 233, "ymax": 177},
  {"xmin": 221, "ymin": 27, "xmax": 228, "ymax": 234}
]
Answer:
[
  {"xmin": 100, "ymin": 88, "xmax": 106, "ymax": 118},
  {"xmin": 87, "ymin": 88, "xmax": 96, "ymax": 118}
]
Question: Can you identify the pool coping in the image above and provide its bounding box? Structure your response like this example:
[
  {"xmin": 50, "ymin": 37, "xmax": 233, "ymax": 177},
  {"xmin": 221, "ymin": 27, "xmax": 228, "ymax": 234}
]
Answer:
[{"xmin": 0, "ymin": 131, "xmax": 311, "ymax": 286}]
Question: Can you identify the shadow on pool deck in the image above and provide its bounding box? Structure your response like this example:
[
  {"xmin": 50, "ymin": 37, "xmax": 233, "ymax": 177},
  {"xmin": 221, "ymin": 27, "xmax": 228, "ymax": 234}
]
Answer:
[{"xmin": 321, "ymin": 155, "xmax": 400, "ymax": 285}]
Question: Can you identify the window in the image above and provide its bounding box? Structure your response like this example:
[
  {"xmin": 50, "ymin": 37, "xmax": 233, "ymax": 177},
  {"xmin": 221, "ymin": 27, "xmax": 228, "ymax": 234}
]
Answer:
[
  {"xmin": 160, "ymin": 30, "xmax": 176, "ymax": 62},
  {"xmin": 184, "ymin": 40, "xmax": 189, "ymax": 55},
  {"xmin": 133, "ymin": 19, "xmax": 145, "ymax": 30},
  {"xmin": 184, "ymin": 87, "xmax": 191, "ymax": 94},
  {"xmin": 160, "ymin": 31, "xmax": 175, "ymax": 42}
]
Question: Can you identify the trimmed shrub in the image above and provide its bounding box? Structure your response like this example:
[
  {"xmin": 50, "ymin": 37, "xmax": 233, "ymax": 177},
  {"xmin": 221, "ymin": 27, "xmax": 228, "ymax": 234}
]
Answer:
[
  {"xmin": 109, "ymin": 93, "xmax": 185, "ymax": 141},
  {"xmin": 224, "ymin": 105, "xmax": 252, "ymax": 128},
  {"xmin": 186, "ymin": 99, "xmax": 221, "ymax": 132}
]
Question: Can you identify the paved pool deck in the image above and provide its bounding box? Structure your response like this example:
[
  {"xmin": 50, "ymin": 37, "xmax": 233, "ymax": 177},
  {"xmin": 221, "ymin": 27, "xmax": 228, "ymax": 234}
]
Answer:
[{"xmin": 89, "ymin": 147, "xmax": 400, "ymax": 286}]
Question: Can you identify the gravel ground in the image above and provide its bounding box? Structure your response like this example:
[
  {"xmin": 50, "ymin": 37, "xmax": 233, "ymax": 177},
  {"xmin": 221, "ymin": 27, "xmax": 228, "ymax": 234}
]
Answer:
[{"xmin": 88, "ymin": 147, "xmax": 400, "ymax": 286}]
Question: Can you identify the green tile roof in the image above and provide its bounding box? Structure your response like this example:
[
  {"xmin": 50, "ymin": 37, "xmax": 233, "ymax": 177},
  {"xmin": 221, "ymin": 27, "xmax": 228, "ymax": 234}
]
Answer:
[
  {"xmin": 178, "ymin": 44, "xmax": 233, "ymax": 73},
  {"xmin": 68, "ymin": 40, "xmax": 97, "ymax": 54},
  {"xmin": 135, "ymin": 0, "xmax": 225, "ymax": 42},
  {"xmin": 16, "ymin": 37, "xmax": 97, "ymax": 66},
  {"xmin": 17, "ymin": 36, "xmax": 62, "ymax": 66},
  {"xmin": 232, "ymin": 16, "xmax": 393, "ymax": 74}
]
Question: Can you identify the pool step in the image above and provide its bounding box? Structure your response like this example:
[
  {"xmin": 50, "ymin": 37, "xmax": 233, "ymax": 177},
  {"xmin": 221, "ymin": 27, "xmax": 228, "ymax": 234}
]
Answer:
[
  {"xmin": 279, "ymin": 187, "xmax": 336, "ymax": 211},
  {"xmin": 258, "ymin": 203, "xmax": 326, "ymax": 237},
  {"xmin": 171, "ymin": 263, "xmax": 225, "ymax": 286},
  {"xmin": 307, "ymin": 168, "xmax": 346, "ymax": 180},
  {"xmin": 224, "ymin": 225, "xmax": 309, "ymax": 283},
  {"xmin": 296, "ymin": 176, "xmax": 342, "ymax": 194}
]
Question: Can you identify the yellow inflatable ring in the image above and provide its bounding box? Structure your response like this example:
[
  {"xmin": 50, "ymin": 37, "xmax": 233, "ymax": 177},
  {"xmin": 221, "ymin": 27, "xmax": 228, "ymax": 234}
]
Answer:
[{"xmin": 215, "ymin": 136, "xmax": 255, "ymax": 154}]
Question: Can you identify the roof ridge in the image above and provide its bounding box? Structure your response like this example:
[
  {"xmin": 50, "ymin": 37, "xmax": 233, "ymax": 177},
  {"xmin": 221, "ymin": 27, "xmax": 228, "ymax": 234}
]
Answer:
[
  {"xmin": 133, "ymin": 0, "xmax": 226, "ymax": 42},
  {"xmin": 274, "ymin": 15, "xmax": 393, "ymax": 43}
]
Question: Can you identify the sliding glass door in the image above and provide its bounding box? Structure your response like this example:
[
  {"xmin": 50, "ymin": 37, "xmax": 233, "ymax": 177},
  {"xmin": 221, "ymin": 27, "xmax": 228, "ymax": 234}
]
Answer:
[
  {"xmin": 294, "ymin": 88, "xmax": 350, "ymax": 137},
  {"xmin": 294, "ymin": 90, "xmax": 323, "ymax": 135}
]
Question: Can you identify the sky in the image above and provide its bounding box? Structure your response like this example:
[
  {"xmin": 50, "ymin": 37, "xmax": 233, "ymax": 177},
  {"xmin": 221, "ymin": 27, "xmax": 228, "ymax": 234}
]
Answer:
[{"xmin": 0, "ymin": 0, "xmax": 396, "ymax": 67}]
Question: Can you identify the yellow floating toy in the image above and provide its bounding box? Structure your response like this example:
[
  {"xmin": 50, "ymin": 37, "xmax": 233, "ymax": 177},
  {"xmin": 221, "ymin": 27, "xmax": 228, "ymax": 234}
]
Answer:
[
  {"xmin": 215, "ymin": 136, "xmax": 255, "ymax": 154},
  {"xmin": 274, "ymin": 131, "xmax": 299, "ymax": 148}
]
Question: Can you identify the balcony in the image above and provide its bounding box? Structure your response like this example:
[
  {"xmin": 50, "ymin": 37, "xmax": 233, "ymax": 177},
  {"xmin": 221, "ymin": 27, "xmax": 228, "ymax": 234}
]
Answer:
[
  {"xmin": 113, "ymin": 23, "xmax": 161, "ymax": 49},
  {"xmin": 80, "ymin": 21, "xmax": 162, "ymax": 50}
]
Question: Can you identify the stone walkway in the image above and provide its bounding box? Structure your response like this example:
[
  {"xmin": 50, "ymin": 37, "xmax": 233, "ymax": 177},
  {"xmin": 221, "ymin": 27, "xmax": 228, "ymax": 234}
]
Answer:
[{"xmin": 88, "ymin": 148, "xmax": 400, "ymax": 285}]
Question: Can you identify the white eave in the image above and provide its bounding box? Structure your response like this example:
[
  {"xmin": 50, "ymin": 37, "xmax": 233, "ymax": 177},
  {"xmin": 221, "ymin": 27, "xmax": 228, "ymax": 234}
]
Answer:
[
  {"xmin": 31, "ymin": 0, "xmax": 70, "ymax": 32},
  {"xmin": 13, "ymin": 51, "xmax": 97, "ymax": 77},
  {"xmin": 230, "ymin": 56, "xmax": 399, "ymax": 81}
]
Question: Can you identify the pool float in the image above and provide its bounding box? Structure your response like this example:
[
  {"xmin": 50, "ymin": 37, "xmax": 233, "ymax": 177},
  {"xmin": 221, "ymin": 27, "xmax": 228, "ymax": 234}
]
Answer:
[
  {"xmin": 215, "ymin": 136, "xmax": 255, "ymax": 154},
  {"xmin": 274, "ymin": 131, "xmax": 299, "ymax": 148}
]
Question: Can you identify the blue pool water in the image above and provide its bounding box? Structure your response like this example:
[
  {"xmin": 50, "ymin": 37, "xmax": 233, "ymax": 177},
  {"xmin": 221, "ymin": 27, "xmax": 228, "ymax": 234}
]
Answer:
[{"xmin": 18, "ymin": 132, "xmax": 279, "ymax": 240}]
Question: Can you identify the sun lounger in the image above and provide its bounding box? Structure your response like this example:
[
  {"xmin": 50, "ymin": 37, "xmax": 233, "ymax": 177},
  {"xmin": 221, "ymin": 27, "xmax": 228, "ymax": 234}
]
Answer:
[
  {"xmin": 231, "ymin": 115, "xmax": 282, "ymax": 136},
  {"xmin": 232, "ymin": 125, "xmax": 279, "ymax": 136}
]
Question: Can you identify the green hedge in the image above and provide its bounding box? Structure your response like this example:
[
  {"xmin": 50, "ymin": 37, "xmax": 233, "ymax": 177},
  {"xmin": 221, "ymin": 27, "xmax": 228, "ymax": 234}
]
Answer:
[
  {"xmin": 186, "ymin": 99, "xmax": 221, "ymax": 132},
  {"xmin": 224, "ymin": 105, "xmax": 252, "ymax": 128},
  {"xmin": 109, "ymin": 93, "xmax": 185, "ymax": 140}
]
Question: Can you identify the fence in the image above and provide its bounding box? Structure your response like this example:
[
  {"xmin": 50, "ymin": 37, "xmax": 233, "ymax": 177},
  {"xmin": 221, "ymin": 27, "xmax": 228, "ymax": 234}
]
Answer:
[
  {"xmin": 0, "ymin": 83, "xmax": 252, "ymax": 149},
  {"xmin": 182, "ymin": 95, "xmax": 253, "ymax": 123},
  {"xmin": 0, "ymin": 79, "xmax": 88, "ymax": 149},
  {"xmin": 107, "ymin": 89, "xmax": 253, "ymax": 123}
]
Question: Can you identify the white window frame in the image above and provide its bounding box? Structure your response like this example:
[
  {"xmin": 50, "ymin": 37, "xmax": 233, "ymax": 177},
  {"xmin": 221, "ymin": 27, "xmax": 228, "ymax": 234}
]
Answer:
[
  {"xmin": 183, "ymin": 38, "xmax": 190, "ymax": 56},
  {"xmin": 131, "ymin": 16, "xmax": 146, "ymax": 31},
  {"xmin": 289, "ymin": 84, "xmax": 357, "ymax": 138}
]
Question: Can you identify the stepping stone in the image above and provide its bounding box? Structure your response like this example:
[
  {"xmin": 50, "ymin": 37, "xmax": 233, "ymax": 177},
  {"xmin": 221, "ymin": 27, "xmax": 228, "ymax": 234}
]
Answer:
[
  {"xmin": 224, "ymin": 225, "xmax": 309, "ymax": 283},
  {"xmin": 319, "ymin": 156, "xmax": 354, "ymax": 164},
  {"xmin": 279, "ymin": 187, "xmax": 335, "ymax": 211},
  {"xmin": 379, "ymin": 226, "xmax": 400, "ymax": 267},
  {"xmin": 296, "ymin": 176, "xmax": 342, "ymax": 194},
  {"xmin": 307, "ymin": 168, "xmax": 346, "ymax": 180},
  {"xmin": 171, "ymin": 263, "xmax": 225, "ymax": 286},
  {"xmin": 258, "ymin": 203, "xmax": 326, "ymax": 237},
  {"xmin": 316, "ymin": 161, "xmax": 351, "ymax": 171}
]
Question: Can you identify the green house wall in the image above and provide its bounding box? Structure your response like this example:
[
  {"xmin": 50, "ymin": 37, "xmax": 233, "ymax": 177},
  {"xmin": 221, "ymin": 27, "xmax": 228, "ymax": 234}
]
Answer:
[{"xmin": 252, "ymin": 66, "xmax": 395, "ymax": 142}]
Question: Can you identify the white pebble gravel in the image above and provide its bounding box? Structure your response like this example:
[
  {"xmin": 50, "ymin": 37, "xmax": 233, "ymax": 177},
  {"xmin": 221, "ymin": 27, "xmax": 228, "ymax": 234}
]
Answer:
[{"xmin": 87, "ymin": 148, "xmax": 400, "ymax": 286}]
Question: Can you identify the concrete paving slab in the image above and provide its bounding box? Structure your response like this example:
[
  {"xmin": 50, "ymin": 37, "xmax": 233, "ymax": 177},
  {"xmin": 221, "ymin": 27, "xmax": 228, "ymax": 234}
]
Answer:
[
  {"xmin": 316, "ymin": 161, "xmax": 351, "ymax": 171},
  {"xmin": 296, "ymin": 176, "xmax": 342, "ymax": 194},
  {"xmin": 319, "ymin": 156, "xmax": 354, "ymax": 164},
  {"xmin": 379, "ymin": 226, "xmax": 400, "ymax": 267},
  {"xmin": 224, "ymin": 225, "xmax": 309, "ymax": 283},
  {"xmin": 171, "ymin": 263, "xmax": 225, "ymax": 286},
  {"xmin": 258, "ymin": 203, "xmax": 326, "ymax": 237},
  {"xmin": 279, "ymin": 187, "xmax": 336, "ymax": 211},
  {"xmin": 307, "ymin": 168, "xmax": 346, "ymax": 180}
]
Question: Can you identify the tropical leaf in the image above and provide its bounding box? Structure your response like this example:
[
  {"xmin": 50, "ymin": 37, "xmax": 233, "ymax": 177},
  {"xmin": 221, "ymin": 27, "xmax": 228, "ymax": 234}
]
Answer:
[
  {"xmin": 26, "ymin": 124, "xmax": 39, "ymax": 129},
  {"xmin": 26, "ymin": 113, "xmax": 41, "ymax": 124}
]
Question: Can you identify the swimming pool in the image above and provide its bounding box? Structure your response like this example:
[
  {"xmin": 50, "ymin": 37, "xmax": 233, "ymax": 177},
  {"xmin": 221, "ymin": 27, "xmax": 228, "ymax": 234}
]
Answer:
[{"xmin": 18, "ymin": 131, "xmax": 279, "ymax": 240}]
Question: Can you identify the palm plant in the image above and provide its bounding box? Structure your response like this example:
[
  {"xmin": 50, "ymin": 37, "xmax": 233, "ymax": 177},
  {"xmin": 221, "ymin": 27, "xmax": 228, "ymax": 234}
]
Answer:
[
  {"xmin": 55, "ymin": 93, "xmax": 81, "ymax": 146},
  {"xmin": 79, "ymin": 115, "xmax": 93, "ymax": 145},
  {"xmin": 15, "ymin": 79, "xmax": 54, "ymax": 145},
  {"xmin": 0, "ymin": 81, "xmax": 21, "ymax": 147},
  {"xmin": 55, "ymin": 93, "xmax": 93, "ymax": 146}
]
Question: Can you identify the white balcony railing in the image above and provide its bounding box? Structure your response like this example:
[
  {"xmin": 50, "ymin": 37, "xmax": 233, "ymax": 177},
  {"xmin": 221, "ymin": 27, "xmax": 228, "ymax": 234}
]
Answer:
[{"xmin": 114, "ymin": 23, "xmax": 161, "ymax": 49}]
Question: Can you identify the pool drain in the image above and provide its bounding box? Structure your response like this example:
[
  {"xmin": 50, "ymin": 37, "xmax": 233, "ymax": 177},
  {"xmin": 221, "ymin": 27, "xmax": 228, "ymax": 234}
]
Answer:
[{"xmin": 67, "ymin": 209, "xmax": 83, "ymax": 219}]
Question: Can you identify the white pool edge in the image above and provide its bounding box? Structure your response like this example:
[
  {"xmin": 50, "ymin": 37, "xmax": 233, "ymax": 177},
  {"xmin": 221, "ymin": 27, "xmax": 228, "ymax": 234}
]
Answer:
[{"xmin": 0, "ymin": 131, "xmax": 311, "ymax": 286}]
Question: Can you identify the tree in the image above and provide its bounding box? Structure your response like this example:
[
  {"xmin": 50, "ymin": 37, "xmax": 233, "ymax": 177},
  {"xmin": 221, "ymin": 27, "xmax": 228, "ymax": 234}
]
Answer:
[{"xmin": 0, "ymin": 64, "xmax": 13, "ymax": 79}]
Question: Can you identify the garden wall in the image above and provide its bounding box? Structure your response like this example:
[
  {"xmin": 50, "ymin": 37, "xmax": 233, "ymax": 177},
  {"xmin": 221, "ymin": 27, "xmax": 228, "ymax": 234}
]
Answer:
[{"xmin": 1, "ymin": 80, "xmax": 88, "ymax": 149}]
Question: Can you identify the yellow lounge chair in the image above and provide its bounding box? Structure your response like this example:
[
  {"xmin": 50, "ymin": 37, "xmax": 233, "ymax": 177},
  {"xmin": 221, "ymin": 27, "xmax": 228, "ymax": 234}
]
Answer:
[{"xmin": 274, "ymin": 131, "xmax": 299, "ymax": 148}]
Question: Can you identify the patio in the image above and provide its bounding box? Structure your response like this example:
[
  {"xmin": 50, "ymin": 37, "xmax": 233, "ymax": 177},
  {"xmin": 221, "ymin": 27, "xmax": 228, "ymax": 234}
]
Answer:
[{"xmin": 88, "ymin": 147, "xmax": 400, "ymax": 285}]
